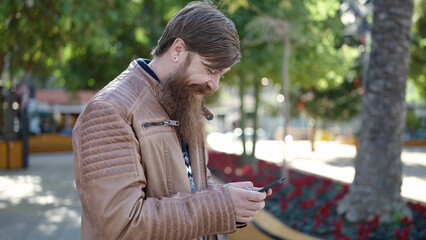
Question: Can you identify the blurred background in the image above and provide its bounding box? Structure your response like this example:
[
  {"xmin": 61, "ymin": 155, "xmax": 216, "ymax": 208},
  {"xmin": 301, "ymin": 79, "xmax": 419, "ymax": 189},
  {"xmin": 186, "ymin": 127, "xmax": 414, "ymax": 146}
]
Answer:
[
  {"xmin": 0, "ymin": 0, "xmax": 425, "ymax": 239},
  {"xmin": 0, "ymin": 0, "xmax": 425, "ymax": 155}
]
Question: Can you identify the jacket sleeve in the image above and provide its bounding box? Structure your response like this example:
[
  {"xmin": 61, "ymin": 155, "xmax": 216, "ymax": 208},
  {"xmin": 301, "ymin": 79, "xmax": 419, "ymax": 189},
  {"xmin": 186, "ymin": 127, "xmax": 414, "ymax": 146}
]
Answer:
[
  {"xmin": 204, "ymin": 145, "xmax": 222, "ymax": 189},
  {"xmin": 73, "ymin": 101, "xmax": 236, "ymax": 240}
]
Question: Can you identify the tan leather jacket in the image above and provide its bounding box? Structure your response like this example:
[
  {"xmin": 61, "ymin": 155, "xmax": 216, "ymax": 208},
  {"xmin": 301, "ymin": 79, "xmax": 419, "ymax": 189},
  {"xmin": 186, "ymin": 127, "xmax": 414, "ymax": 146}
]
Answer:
[{"xmin": 72, "ymin": 60, "xmax": 236, "ymax": 240}]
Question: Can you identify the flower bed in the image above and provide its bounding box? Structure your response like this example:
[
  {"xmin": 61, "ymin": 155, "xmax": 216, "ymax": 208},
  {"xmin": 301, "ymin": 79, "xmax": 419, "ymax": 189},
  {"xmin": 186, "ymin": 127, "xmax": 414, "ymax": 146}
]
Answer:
[{"xmin": 208, "ymin": 151, "xmax": 426, "ymax": 240}]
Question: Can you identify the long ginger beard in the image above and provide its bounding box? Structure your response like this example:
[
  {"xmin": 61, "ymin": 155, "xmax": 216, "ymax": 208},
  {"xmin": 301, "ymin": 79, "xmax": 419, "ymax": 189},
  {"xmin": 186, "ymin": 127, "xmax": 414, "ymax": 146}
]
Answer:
[{"xmin": 159, "ymin": 56, "xmax": 213, "ymax": 145}]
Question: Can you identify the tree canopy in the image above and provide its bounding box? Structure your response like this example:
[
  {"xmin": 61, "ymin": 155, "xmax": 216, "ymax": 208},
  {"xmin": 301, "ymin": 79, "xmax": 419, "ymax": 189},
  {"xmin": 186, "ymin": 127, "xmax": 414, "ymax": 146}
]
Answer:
[
  {"xmin": 0, "ymin": 0, "xmax": 188, "ymax": 89},
  {"xmin": 410, "ymin": 0, "xmax": 426, "ymax": 99},
  {"xmin": 1, "ymin": 0, "xmax": 424, "ymax": 105}
]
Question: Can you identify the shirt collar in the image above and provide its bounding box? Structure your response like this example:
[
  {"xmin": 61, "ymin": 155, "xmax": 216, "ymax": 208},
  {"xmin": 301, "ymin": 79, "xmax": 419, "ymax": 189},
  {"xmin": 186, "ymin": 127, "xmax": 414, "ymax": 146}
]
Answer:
[{"xmin": 136, "ymin": 58, "xmax": 161, "ymax": 83}]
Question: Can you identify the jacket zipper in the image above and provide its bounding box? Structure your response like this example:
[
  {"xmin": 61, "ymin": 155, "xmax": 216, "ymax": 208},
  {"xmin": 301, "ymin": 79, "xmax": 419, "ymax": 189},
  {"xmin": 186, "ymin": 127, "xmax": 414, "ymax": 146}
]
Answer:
[{"xmin": 141, "ymin": 120, "xmax": 179, "ymax": 128}]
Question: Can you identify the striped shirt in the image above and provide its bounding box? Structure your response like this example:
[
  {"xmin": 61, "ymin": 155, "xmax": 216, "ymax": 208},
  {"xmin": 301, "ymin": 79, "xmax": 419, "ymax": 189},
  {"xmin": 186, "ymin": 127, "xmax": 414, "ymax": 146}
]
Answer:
[{"xmin": 180, "ymin": 137, "xmax": 196, "ymax": 192}]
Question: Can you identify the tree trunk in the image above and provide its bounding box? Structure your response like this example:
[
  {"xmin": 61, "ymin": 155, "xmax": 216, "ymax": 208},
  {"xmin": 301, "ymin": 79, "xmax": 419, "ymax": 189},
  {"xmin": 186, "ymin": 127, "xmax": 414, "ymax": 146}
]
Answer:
[
  {"xmin": 250, "ymin": 79, "xmax": 260, "ymax": 173},
  {"xmin": 0, "ymin": 53, "xmax": 5, "ymax": 76},
  {"xmin": 337, "ymin": 0, "xmax": 414, "ymax": 223},
  {"xmin": 0, "ymin": 54, "xmax": 4, "ymax": 130},
  {"xmin": 281, "ymin": 36, "xmax": 291, "ymax": 177},
  {"xmin": 309, "ymin": 119, "xmax": 316, "ymax": 152},
  {"xmin": 282, "ymin": 37, "xmax": 291, "ymax": 143},
  {"xmin": 238, "ymin": 76, "xmax": 248, "ymax": 164}
]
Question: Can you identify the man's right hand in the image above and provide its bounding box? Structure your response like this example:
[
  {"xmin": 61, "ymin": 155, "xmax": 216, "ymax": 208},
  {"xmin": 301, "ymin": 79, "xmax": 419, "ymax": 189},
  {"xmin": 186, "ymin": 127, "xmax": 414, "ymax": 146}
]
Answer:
[{"xmin": 225, "ymin": 181, "xmax": 267, "ymax": 224}]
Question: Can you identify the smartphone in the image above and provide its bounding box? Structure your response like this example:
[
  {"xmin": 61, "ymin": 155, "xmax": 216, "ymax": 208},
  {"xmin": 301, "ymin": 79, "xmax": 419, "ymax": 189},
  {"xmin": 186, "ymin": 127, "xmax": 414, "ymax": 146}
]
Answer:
[{"xmin": 258, "ymin": 177, "xmax": 286, "ymax": 192}]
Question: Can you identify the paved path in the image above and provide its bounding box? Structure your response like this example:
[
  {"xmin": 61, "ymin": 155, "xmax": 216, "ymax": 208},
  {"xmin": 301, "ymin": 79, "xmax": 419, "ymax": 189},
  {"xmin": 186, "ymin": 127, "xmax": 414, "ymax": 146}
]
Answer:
[{"xmin": 0, "ymin": 152, "xmax": 80, "ymax": 240}]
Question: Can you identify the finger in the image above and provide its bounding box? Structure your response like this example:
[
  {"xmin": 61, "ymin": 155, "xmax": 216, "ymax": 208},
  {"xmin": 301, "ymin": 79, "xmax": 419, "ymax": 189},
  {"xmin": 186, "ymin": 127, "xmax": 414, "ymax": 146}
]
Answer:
[
  {"xmin": 237, "ymin": 181, "xmax": 254, "ymax": 189},
  {"xmin": 252, "ymin": 187, "xmax": 262, "ymax": 192},
  {"xmin": 266, "ymin": 189, "xmax": 273, "ymax": 196},
  {"xmin": 243, "ymin": 200, "xmax": 265, "ymax": 211},
  {"xmin": 235, "ymin": 216, "xmax": 252, "ymax": 223},
  {"xmin": 235, "ymin": 209, "xmax": 258, "ymax": 219},
  {"xmin": 226, "ymin": 181, "xmax": 253, "ymax": 189},
  {"xmin": 235, "ymin": 197, "xmax": 265, "ymax": 211},
  {"xmin": 244, "ymin": 181, "xmax": 253, "ymax": 189},
  {"xmin": 245, "ymin": 190, "xmax": 266, "ymax": 202}
]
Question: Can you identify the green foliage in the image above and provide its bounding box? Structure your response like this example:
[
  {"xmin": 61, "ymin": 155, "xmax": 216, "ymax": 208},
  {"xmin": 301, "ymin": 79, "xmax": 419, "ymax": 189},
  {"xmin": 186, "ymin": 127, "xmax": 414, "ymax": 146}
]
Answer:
[
  {"xmin": 410, "ymin": 0, "xmax": 426, "ymax": 99},
  {"xmin": 292, "ymin": 80, "xmax": 362, "ymax": 122},
  {"xmin": 222, "ymin": 0, "xmax": 360, "ymax": 124},
  {"xmin": 1, "ymin": 0, "xmax": 358, "ymax": 93},
  {"xmin": 406, "ymin": 107, "xmax": 423, "ymax": 134},
  {"xmin": 0, "ymin": 0, "xmax": 190, "ymax": 89},
  {"xmin": 1, "ymin": 0, "xmax": 363, "ymax": 125},
  {"xmin": 1, "ymin": 0, "xmax": 420, "ymax": 105},
  {"xmin": 61, "ymin": 0, "xmax": 191, "ymax": 90},
  {"xmin": 225, "ymin": 0, "xmax": 353, "ymax": 86}
]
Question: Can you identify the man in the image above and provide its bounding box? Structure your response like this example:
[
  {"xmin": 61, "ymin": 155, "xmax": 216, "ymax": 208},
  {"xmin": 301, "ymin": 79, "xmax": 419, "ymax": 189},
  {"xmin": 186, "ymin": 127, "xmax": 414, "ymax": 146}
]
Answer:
[{"xmin": 72, "ymin": 2, "xmax": 271, "ymax": 239}]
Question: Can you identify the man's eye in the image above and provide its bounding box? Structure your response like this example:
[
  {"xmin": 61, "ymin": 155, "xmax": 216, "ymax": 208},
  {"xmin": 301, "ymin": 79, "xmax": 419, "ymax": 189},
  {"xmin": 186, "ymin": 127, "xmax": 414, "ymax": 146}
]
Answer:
[{"xmin": 208, "ymin": 69, "xmax": 216, "ymax": 75}]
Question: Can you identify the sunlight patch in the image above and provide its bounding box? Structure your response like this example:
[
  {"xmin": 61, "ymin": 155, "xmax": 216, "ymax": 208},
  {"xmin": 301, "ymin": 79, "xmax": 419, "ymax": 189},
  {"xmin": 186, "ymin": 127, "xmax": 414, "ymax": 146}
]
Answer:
[
  {"xmin": 0, "ymin": 176, "xmax": 43, "ymax": 206},
  {"xmin": 43, "ymin": 207, "xmax": 81, "ymax": 226}
]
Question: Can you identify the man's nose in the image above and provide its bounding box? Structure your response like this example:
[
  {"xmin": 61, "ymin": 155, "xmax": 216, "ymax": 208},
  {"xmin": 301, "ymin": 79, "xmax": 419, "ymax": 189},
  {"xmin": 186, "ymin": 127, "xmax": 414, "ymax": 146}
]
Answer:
[{"xmin": 207, "ymin": 78, "xmax": 219, "ymax": 92}]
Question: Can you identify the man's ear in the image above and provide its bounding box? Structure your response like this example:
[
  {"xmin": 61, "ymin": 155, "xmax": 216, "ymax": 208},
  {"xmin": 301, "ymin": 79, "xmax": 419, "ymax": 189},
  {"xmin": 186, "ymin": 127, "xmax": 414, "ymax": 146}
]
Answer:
[{"xmin": 170, "ymin": 38, "xmax": 188, "ymax": 62}]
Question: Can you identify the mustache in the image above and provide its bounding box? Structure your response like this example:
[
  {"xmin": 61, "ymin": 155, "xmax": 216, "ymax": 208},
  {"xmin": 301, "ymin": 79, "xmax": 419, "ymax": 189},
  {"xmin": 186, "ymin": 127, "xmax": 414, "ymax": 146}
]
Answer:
[{"xmin": 189, "ymin": 83, "xmax": 214, "ymax": 96}]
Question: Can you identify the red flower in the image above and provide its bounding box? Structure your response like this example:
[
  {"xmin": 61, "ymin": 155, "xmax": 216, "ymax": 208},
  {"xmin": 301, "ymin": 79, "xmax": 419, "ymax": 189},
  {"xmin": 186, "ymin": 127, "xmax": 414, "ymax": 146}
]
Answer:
[
  {"xmin": 312, "ymin": 202, "xmax": 333, "ymax": 231},
  {"xmin": 395, "ymin": 227, "xmax": 410, "ymax": 240},
  {"xmin": 313, "ymin": 218, "xmax": 322, "ymax": 230},
  {"xmin": 358, "ymin": 225, "xmax": 365, "ymax": 235},
  {"xmin": 280, "ymin": 195, "xmax": 288, "ymax": 212},
  {"xmin": 289, "ymin": 187, "xmax": 302, "ymax": 200},
  {"xmin": 315, "ymin": 179, "xmax": 332, "ymax": 195},
  {"xmin": 333, "ymin": 218, "xmax": 343, "ymax": 233},
  {"xmin": 403, "ymin": 227, "xmax": 410, "ymax": 237},
  {"xmin": 334, "ymin": 234, "xmax": 350, "ymax": 240},
  {"xmin": 357, "ymin": 223, "xmax": 371, "ymax": 239},
  {"xmin": 367, "ymin": 214, "xmax": 380, "ymax": 231},
  {"xmin": 291, "ymin": 220, "xmax": 298, "ymax": 229},
  {"xmin": 241, "ymin": 165, "xmax": 251, "ymax": 174},
  {"xmin": 414, "ymin": 202, "xmax": 426, "ymax": 213},
  {"xmin": 299, "ymin": 199, "xmax": 315, "ymax": 210},
  {"xmin": 355, "ymin": 214, "xmax": 380, "ymax": 239},
  {"xmin": 395, "ymin": 228, "xmax": 401, "ymax": 237},
  {"xmin": 400, "ymin": 216, "xmax": 414, "ymax": 227},
  {"xmin": 354, "ymin": 79, "xmax": 361, "ymax": 87}
]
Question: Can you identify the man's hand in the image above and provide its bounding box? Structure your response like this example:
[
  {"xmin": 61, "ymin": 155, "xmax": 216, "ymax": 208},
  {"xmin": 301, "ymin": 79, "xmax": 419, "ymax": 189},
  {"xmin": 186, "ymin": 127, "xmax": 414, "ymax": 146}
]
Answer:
[{"xmin": 225, "ymin": 181, "xmax": 272, "ymax": 224}]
